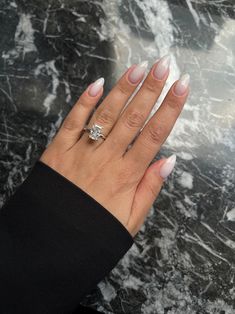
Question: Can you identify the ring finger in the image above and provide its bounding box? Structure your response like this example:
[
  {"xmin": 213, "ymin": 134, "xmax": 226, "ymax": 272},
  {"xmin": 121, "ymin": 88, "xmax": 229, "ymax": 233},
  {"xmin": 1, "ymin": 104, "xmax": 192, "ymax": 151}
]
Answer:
[
  {"xmin": 125, "ymin": 74, "xmax": 190, "ymax": 174},
  {"xmin": 78, "ymin": 61, "xmax": 148, "ymax": 148}
]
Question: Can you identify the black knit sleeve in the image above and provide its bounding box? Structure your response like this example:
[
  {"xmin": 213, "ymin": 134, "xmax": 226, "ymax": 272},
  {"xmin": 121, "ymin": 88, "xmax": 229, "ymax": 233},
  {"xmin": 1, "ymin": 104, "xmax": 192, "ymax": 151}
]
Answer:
[{"xmin": 0, "ymin": 160, "xmax": 134, "ymax": 313}]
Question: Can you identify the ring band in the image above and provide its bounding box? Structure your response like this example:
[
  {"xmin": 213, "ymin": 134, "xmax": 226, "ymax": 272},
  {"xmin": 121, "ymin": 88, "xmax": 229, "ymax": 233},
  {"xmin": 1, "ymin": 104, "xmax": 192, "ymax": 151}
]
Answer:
[{"xmin": 83, "ymin": 124, "xmax": 106, "ymax": 141}]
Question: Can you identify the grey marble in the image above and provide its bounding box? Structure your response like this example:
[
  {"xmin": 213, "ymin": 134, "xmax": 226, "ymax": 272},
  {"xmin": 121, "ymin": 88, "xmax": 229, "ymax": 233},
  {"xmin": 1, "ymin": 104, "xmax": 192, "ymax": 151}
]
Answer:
[{"xmin": 0, "ymin": 0, "xmax": 235, "ymax": 313}]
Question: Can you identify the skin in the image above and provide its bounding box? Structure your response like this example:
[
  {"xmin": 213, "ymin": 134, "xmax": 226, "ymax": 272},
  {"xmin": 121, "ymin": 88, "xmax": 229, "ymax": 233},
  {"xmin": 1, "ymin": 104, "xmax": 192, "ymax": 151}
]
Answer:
[{"xmin": 39, "ymin": 60, "xmax": 189, "ymax": 238}]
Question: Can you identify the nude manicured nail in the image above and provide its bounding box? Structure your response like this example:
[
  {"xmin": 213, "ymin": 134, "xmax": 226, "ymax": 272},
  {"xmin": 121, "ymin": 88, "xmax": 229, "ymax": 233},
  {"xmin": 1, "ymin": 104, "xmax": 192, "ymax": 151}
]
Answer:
[
  {"xmin": 153, "ymin": 54, "xmax": 171, "ymax": 80},
  {"xmin": 159, "ymin": 154, "xmax": 176, "ymax": 180},
  {"xmin": 174, "ymin": 74, "xmax": 190, "ymax": 96},
  {"xmin": 128, "ymin": 60, "xmax": 148, "ymax": 84},
  {"xmin": 88, "ymin": 77, "xmax": 105, "ymax": 97}
]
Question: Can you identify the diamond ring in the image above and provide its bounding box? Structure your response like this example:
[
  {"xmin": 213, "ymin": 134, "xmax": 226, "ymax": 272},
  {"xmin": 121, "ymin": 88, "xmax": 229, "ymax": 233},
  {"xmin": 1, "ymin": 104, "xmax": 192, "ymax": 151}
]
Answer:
[{"xmin": 83, "ymin": 124, "xmax": 106, "ymax": 141}]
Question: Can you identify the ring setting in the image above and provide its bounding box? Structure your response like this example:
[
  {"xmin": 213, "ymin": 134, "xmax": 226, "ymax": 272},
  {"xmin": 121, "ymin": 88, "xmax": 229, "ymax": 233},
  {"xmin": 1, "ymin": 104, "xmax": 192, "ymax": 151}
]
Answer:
[{"xmin": 83, "ymin": 124, "xmax": 106, "ymax": 141}]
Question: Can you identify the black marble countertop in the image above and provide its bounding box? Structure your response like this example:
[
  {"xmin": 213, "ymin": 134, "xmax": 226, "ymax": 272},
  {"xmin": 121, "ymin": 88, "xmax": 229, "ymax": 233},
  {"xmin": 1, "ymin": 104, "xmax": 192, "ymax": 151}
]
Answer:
[{"xmin": 0, "ymin": 0, "xmax": 235, "ymax": 313}]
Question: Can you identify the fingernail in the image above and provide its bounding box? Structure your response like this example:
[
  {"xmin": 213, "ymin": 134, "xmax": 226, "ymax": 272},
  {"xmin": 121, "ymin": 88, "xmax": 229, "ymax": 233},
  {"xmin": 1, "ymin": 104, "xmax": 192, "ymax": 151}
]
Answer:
[
  {"xmin": 153, "ymin": 54, "xmax": 171, "ymax": 80},
  {"xmin": 159, "ymin": 154, "xmax": 176, "ymax": 180},
  {"xmin": 88, "ymin": 77, "xmax": 105, "ymax": 97},
  {"xmin": 174, "ymin": 74, "xmax": 190, "ymax": 96},
  {"xmin": 128, "ymin": 60, "xmax": 148, "ymax": 84}
]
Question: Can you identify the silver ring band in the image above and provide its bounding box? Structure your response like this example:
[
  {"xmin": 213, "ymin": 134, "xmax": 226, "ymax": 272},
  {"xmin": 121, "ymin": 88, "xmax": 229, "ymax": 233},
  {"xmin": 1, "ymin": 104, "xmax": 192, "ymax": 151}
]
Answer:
[{"xmin": 83, "ymin": 124, "xmax": 106, "ymax": 141}]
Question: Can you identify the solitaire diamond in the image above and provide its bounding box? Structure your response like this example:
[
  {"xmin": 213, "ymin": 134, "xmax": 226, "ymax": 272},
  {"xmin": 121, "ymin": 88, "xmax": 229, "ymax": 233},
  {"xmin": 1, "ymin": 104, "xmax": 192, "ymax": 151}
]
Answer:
[{"xmin": 89, "ymin": 124, "xmax": 103, "ymax": 140}]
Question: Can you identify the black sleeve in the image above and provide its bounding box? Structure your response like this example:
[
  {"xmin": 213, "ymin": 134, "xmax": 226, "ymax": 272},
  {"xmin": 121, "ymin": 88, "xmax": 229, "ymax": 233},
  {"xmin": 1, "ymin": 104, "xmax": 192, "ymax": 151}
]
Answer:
[{"xmin": 0, "ymin": 160, "xmax": 134, "ymax": 313}]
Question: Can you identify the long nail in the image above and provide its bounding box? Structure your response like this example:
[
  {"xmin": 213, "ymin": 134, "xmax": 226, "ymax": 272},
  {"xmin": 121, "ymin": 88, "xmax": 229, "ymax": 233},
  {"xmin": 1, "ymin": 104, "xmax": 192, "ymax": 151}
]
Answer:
[
  {"xmin": 174, "ymin": 74, "xmax": 190, "ymax": 96},
  {"xmin": 153, "ymin": 54, "xmax": 171, "ymax": 80},
  {"xmin": 159, "ymin": 154, "xmax": 176, "ymax": 180},
  {"xmin": 128, "ymin": 60, "xmax": 148, "ymax": 84},
  {"xmin": 88, "ymin": 77, "xmax": 105, "ymax": 97}
]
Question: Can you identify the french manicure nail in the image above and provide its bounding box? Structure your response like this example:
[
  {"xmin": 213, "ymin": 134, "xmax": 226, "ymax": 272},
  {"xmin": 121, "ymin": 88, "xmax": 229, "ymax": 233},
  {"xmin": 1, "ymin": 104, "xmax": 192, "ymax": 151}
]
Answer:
[
  {"xmin": 174, "ymin": 74, "xmax": 190, "ymax": 96},
  {"xmin": 159, "ymin": 154, "xmax": 176, "ymax": 180},
  {"xmin": 153, "ymin": 54, "xmax": 171, "ymax": 80},
  {"xmin": 88, "ymin": 77, "xmax": 105, "ymax": 97},
  {"xmin": 128, "ymin": 60, "xmax": 148, "ymax": 84}
]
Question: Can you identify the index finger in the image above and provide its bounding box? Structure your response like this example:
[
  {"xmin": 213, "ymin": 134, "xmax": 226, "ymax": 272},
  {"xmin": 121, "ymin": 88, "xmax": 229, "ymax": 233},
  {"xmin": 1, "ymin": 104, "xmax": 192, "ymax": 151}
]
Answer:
[{"xmin": 124, "ymin": 74, "xmax": 190, "ymax": 173}]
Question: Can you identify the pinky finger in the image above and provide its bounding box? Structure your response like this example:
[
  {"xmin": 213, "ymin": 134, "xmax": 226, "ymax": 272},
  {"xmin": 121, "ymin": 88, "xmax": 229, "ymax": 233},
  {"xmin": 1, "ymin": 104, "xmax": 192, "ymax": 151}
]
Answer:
[
  {"xmin": 53, "ymin": 77, "xmax": 105, "ymax": 152},
  {"xmin": 127, "ymin": 154, "xmax": 176, "ymax": 237}
]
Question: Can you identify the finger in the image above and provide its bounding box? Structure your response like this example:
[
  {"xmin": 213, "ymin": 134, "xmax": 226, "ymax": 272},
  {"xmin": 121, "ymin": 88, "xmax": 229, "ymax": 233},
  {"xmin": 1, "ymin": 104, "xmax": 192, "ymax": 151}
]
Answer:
[
  {"xmin": 125, "ymin": 74, "xmax": 190, "ymax": 174},
  {"xmin": 103, "ymin": 55, "xmax": 171, "ymax": 155},
  {"xmin": 79, "ymin": 61, "xmax": 148, "ymax": 148},
  {"xmin": 52, "ymin": 77, "xmax": 104, "ymax": 152},
  {"xmin": 127, "ymin": 155, "xmax": 176, "ymax": 237}
]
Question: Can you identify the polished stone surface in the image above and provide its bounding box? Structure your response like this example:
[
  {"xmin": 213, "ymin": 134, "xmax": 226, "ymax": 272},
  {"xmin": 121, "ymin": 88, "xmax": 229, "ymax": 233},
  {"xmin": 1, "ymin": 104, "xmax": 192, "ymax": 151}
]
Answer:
[{"xmin": 0, "ymin": 0, "xmax": 235, "ymax": 313}]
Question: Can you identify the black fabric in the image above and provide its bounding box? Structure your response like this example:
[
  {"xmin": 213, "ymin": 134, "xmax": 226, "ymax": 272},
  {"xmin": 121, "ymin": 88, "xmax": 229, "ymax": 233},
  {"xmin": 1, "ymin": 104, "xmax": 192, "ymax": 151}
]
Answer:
[{"xmin": 0, "ymin": 160, "xmax": 134, "ymax": 313}]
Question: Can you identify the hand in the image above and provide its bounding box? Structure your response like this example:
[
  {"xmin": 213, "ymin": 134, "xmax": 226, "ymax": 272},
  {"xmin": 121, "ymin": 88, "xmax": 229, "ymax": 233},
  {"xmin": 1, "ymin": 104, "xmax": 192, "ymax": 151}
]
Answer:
[{"xmin": 39, "ymin": 55, "xmax": 190, "ymax": 238}]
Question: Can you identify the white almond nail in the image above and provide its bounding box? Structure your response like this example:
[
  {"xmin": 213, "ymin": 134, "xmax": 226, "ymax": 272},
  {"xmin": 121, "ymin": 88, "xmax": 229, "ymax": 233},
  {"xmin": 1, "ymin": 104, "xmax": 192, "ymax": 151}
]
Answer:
[
  {"xmin": 174, "ymin": 74, "xmax": 190, "ymax": 96},
  {"xmin": 159, "ymin": 154, "xmax": 176, "ymax": 179},
  {"xmin": 128, "ymin": 60, "xmax": 148, "ymax": 84},
  {"xmin": 153, "ymin": 54, "xmax": 171, "ymax": 80},
  {"xmin": 88, "ymin": 77, "xmax": 105, "ymax": 97}
]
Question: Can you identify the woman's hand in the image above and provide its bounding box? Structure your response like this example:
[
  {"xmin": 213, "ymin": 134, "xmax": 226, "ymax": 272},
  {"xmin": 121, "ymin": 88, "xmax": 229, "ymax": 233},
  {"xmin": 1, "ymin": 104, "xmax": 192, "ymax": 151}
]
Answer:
[{"xmin": 39, "ymin": 55, "xmax": 190, "ymax": 238}]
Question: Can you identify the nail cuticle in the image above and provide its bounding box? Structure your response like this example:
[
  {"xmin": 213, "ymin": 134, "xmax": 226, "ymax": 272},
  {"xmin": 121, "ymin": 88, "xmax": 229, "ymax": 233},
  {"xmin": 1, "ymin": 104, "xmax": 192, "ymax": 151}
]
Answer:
[{"xmin": 172, "ymin": 86, "xmax": 188, "ymax": 98}]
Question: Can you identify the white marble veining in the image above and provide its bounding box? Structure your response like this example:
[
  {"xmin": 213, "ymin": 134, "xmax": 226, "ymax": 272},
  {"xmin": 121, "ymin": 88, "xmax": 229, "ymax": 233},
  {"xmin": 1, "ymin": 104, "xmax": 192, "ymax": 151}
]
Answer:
[{"xmin": 0, "ymin": 0, "xmax": 234, "ymax": 313}]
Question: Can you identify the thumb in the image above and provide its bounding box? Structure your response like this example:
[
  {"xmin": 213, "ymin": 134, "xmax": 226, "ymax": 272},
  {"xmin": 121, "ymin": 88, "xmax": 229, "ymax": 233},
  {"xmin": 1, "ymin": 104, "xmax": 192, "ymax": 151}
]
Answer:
[{"xmin": 127, "ymin": 154, "xmax": 176, "ymax": 237}]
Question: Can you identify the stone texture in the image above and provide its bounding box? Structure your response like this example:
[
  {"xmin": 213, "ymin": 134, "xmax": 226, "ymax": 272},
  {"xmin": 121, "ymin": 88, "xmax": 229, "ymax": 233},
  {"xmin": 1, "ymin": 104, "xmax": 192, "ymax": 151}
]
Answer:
[{"xmin": 0, "ymin": 0, "xmax": 235, "ymax": 313}]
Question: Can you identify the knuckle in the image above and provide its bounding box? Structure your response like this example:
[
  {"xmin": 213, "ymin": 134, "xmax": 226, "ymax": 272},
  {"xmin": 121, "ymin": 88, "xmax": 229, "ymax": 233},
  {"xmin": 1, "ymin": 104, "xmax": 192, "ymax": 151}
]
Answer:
[
  {"xmin": 167, "ymin": 96, "xmax": 182, "ymax": 112},
  {"xmin": 77, "ymin": 98, "xmax": 93, "ymax": 110},
  {"xmin": 143, "ymin": 123, "xmax": 166, "ymax": 145},
  {"xmin": 124, "ymin": 109, "xmax": 145, "ymax": 129},
  {"xmin": 96, "ymin": 108, "xmax": 115, "ymax": 125},
  {"xmin": 116, "ymin": 82, "xmax": 131, "ymax": 97},
  {"xmin": 144, "ymin": 80, "xmax": 159, "ymax": 94},
  {"xmin": 62, "ymin": 117, "xmax": 78, "ymax": 131}
]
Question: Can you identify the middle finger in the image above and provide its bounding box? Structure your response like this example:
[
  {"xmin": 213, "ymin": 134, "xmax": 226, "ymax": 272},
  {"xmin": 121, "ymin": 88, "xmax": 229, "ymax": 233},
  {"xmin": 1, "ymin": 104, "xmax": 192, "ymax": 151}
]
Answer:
[{"xmin": 101, "ymin": 55, "xmax": 171, "ymax": 155}]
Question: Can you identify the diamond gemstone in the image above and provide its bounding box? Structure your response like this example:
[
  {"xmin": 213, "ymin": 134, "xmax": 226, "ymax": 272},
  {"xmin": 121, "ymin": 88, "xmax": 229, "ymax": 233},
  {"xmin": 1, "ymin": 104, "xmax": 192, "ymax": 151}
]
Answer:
[{"xmin": 89, "ymin": 124, "xmax": 102, "ymax": 140}]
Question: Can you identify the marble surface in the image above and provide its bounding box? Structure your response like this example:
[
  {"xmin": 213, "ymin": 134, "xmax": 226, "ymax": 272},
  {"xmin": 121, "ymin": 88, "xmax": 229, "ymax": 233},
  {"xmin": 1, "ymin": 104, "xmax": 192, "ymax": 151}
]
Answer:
[{"xmin": 0, "ymin": 0, "xmax": 235, "ymax": 313}]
